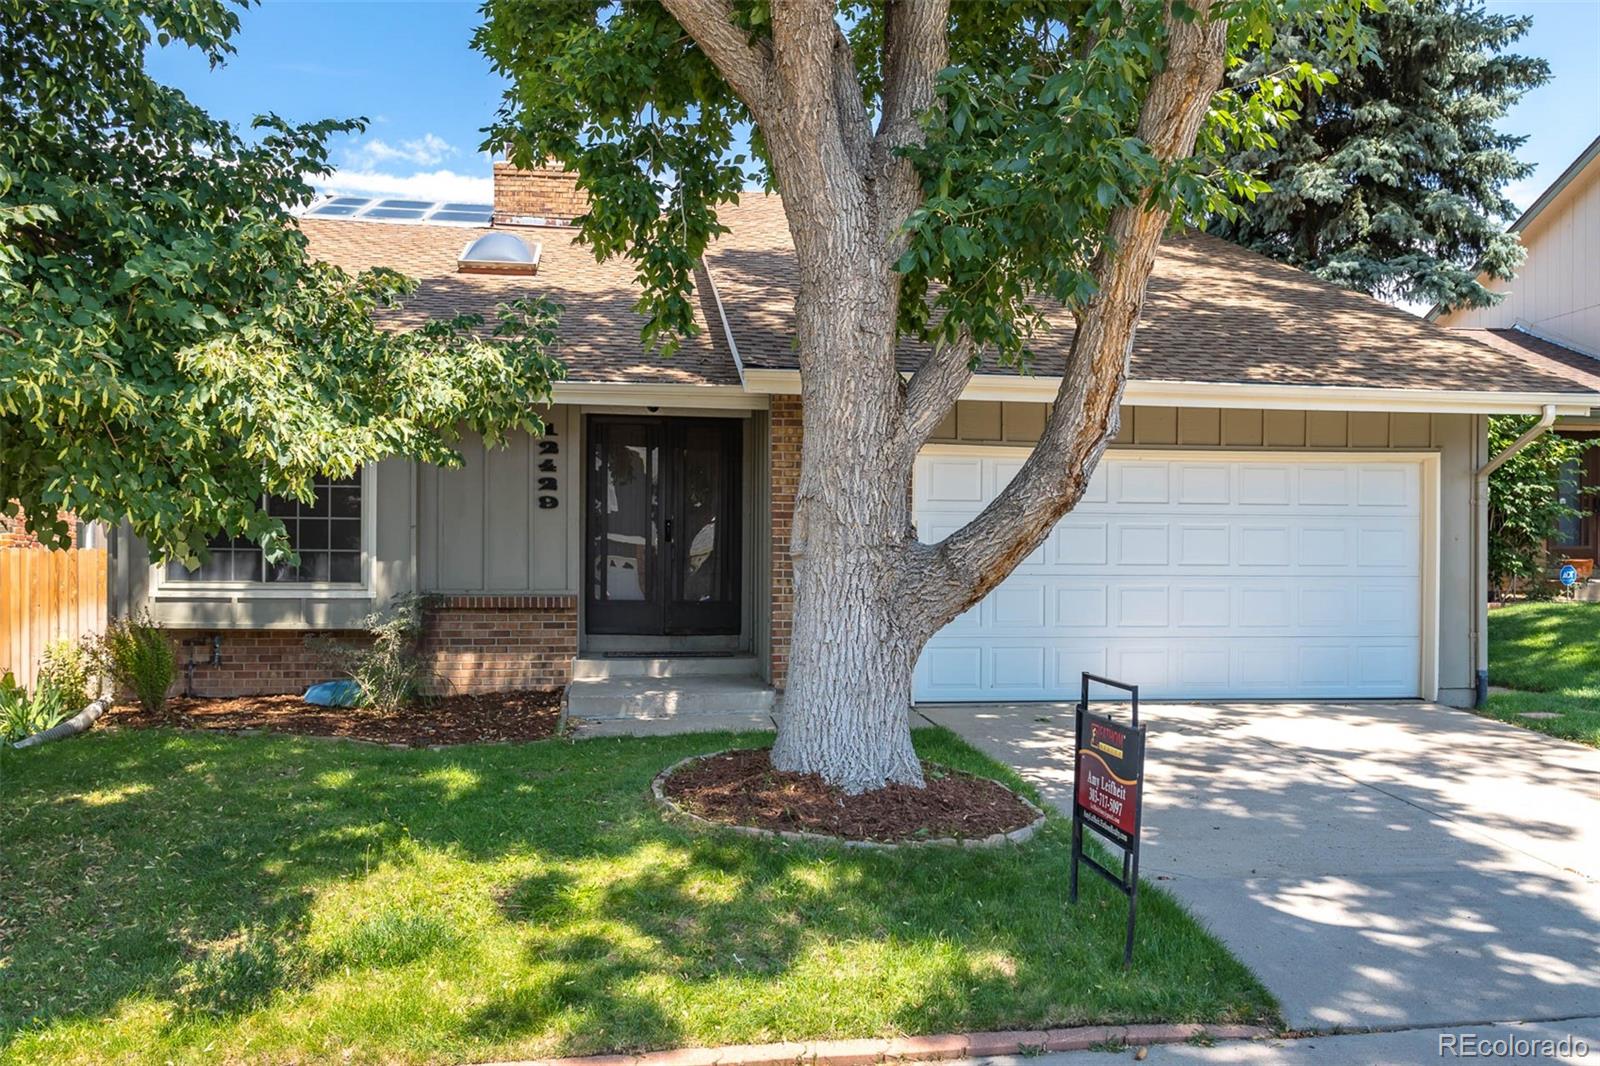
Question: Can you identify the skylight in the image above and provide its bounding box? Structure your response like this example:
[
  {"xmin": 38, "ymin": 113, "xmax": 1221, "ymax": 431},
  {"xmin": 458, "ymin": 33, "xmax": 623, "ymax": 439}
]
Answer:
[
  {"xmin": 458, "ymin": 232, "xmax": 540, "ymax": 276},
  {"xmin": 301, "ymin": 196, "xmax": 494, "ymax": 227}
]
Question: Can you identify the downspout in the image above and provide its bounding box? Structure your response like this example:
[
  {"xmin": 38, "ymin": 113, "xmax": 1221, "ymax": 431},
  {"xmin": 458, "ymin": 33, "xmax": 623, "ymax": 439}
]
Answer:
[{"xmin": 1471, "ymin": 404, "xmax": 1558, "ymax": 706}]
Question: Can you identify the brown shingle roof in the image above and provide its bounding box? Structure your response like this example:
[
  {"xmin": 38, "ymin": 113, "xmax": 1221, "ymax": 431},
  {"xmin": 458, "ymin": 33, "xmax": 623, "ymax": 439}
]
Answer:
[
  {"xmin": 298, "ymin": 217, "xmax": 739, "ymax": 387},
  {"xmin": 704, "ymin": 193, "xmax": 1600, "ymax": 397},
  {"xmin": 299, "ymin": 197, "xmax": 1600, "ymax": 400},
  {"xmin": 1449, "ymin": 328, "xmax": 1600, "ymax": 392}
]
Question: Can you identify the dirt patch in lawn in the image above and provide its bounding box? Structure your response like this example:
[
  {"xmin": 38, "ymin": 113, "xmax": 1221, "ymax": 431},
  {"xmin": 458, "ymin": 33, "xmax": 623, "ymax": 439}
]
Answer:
[
  {"xmin": 102, "ymin": 690, "xmax": 563, "ymax": 746},
  {"xmin": 660, "ymin": 747, "xmax": 1039, "ymax": 843}
]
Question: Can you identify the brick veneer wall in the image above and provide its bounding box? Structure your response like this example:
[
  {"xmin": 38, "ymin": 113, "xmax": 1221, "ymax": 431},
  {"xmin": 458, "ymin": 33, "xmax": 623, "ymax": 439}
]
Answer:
[
  {"xmin": 421, "ymin": 595, "xmax": 578, "ymax": 695},
  {"xmin": 167, "ymin": 629, "xmax": 353, "ymax": 698},
  {"xmin": 1, "ymin": 508, "xmax": 77, "ymax": 549},
  {"xmin": 768, "ymin": 396, "xmax": 801, "ymax": 689},
  {"xmin": 166, "ymin": 594, "xmax": 579, "ymax": 698},
  {"xmin": 492, "ymin": 162, "xmax": 588, "ymax": 223}
]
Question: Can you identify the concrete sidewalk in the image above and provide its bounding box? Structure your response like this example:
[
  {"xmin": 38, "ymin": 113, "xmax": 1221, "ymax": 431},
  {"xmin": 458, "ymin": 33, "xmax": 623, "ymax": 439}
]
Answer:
[{"xmin": 921, "ymin": 701, "xmax": 1600, "ymax": 1032}]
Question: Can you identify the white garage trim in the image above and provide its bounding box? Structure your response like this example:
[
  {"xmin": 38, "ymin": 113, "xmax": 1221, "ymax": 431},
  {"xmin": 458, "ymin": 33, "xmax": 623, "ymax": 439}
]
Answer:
[{"xmin": 915, "ymin": 446, "xmax": 1441, "ymax": 702}]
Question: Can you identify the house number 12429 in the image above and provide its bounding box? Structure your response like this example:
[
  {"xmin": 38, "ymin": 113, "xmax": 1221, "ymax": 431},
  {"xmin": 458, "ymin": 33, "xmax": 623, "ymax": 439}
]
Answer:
[{"xmin": 537, "ymin": 427, "xmax": 559, "ymax": 509}]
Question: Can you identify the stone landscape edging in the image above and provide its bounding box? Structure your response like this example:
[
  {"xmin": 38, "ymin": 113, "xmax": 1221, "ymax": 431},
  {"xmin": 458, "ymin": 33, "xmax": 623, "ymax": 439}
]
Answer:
[
  {"xmin": 479, "ymin": 1023, "xmax": 1277, "ymax": 1066},
  {"xmin": 650, "ymin": 749, "xmax": 1047, "ymax": 850}
]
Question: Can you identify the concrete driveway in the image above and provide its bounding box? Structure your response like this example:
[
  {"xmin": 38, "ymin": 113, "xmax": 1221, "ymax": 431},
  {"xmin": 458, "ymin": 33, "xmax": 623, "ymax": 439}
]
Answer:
[{"xmin": 920, "ymin": 701, "xmax": 1600, "ymax": 1033}]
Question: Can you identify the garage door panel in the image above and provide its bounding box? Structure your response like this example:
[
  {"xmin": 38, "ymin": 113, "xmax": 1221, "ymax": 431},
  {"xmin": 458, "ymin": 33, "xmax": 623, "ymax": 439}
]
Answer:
[
  {"xmin": 1054, "ymin": 522, "xmax": 1108, "ymax": 566},
  {"xmin": 992, "ymin": 584, "xmax": 1048, "ymax": 627},
  {"xmin": 1056, "ymin": 586, "xmax": 1108, "ymax": 627},
  {"xmin": 1116, "ymin": 524, "xmax": 1169, "ymax": 565},
  {"xmin": 1176, "ymin": 464, "xmax": 1231, "ymax": 505},
  {"xmin": 1177, "ymin": 524, "xmax": 1231, "ymax": 566},
  {"xmin": 914, "ymin": 452, "xmax": 1424, "ymax": 702},
  {"xmin": 1116, "ymin": 462, "xmax": 1171, "ymax": 504}
]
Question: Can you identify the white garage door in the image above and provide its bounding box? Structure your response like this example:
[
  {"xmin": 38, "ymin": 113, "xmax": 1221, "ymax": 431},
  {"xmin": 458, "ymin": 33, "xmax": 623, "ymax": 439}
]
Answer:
[{"xmin": 913, "ymin": 450, "xmax": 1425, "ymax": 702}]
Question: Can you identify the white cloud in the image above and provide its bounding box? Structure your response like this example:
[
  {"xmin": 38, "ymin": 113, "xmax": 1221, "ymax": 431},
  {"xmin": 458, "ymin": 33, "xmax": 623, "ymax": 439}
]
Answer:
[
  {"xmin": 317, "ymin": 168, "xmax": 494, "ymax": 203},
  {"xmin": 341, "ymin": 132, "xmax": 457, "ymax": 169}
]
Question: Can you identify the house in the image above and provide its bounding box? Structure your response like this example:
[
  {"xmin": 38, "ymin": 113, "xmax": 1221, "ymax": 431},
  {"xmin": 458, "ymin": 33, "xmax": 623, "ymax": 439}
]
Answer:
[
  {"xmin": 110, "ymin": 162, "xmax": 1600, "ymax": 715},
  {"xmin": 1434, "ymin": 134, "xmax": 1600, "ymax": 570}
]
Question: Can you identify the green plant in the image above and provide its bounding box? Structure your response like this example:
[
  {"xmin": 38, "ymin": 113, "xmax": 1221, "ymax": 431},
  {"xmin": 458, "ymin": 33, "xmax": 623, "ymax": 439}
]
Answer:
[
  {"xmin": 1487, "ymin": 418, "xmax": 1596, "ymax": 598},
  {"xmin": 309, "ymin": 595, "xmax": 432, "ymax": 713},
  {"xmin": 90, "ymin": 613, "xmax": 176, "ymax": 715},
  {"xmin": 37, "ymin": 638, "xmax": 92, "ymax": 712},
  {"xmin": 0, "ymin": 672, "xmax": 70, "ymax": 743}
]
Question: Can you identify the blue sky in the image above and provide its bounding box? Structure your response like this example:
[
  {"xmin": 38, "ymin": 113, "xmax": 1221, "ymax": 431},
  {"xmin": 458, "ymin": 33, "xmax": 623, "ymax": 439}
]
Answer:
[{"xmin": 149, "ymin": 0, "xmax": 1600, "ymax": 211}]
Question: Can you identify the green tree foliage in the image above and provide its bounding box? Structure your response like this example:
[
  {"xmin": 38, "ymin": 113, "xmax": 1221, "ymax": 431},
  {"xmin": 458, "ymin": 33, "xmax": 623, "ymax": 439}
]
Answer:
[
  {"xmin": 1210, "ymin": 0, "xmax": 1549, "ymax": 311},
  {"xmin": 1488, "ymin": 418, "xmax": 1592, "ymax": 598},
  {"xmin": 0, "ymin": 0, "xmax": 564, "ymax": 564},
  {"xmin": 476, "ymin": 0, "xmax": 1357, "ymax": 368}
]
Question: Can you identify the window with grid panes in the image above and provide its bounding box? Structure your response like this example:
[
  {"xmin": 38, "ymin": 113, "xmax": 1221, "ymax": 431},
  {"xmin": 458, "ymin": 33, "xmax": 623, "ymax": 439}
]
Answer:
[{"xmin": 164, "ymin": 474, "xmax": 364, "ymax": 584}]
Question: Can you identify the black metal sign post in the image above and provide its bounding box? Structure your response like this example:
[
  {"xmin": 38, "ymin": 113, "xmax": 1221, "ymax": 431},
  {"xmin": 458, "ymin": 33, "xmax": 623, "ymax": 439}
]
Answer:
[{"xmin": 1069, "ymin": 672, "xmax": 1148, "ymax": 968}]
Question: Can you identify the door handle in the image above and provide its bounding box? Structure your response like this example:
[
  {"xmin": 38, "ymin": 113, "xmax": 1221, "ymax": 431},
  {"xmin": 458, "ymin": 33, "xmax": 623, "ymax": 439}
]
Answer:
[{"xmin": 664, "ymin": 518, "xmax": 673, "ymax": 544}]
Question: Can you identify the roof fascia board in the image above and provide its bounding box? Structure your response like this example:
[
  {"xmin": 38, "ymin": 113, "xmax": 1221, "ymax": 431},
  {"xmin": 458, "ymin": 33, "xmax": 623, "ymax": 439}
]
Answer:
[
  {"xmin": 740, "ymin": 367, "xmax": 1599, "ymax": 415},
  {"xmin": 1509, "ymin": 134, "xmax": 1600, "ymax": 235},
  {"xmin": 699, "ymin": 263, "xmax": 748, "ymax": 389},
  {"xmin": 551, "ymin": 382, "xmax": 769, "ymax": 410}
]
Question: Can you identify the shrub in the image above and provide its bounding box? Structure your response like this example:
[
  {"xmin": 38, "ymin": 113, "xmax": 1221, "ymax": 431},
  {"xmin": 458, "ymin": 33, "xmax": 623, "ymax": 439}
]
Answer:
[
  {"xmin": 1488, "ymin": 418, "xmax": 1597, "ymax": 599},
  {"xmin": 309, "ymin": 595, "xmax": 433, "ymax": 712},
  {"xmin": 90, "ymin": 612, "xmax": 176, "ymax": 715},
  {"xmin": 0, "ymin": 671, "xmax": 71, "ymax": 742},
  {"xmin": 37, "ymin": 638, "xmax": 93, "ymax": 712}
]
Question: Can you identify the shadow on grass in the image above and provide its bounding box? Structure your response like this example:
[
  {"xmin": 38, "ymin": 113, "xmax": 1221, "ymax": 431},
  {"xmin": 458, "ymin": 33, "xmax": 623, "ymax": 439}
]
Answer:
[{"xmin": 0, "ymin": 726, "xmax": 1272, "ymax": 1062}]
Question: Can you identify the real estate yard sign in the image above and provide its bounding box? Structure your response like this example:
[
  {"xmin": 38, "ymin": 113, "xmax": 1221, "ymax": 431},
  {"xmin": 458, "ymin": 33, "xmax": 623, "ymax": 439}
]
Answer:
[{"xmin": 1069, "ymin": 673, "xmax": 1148, "ymax": 967}]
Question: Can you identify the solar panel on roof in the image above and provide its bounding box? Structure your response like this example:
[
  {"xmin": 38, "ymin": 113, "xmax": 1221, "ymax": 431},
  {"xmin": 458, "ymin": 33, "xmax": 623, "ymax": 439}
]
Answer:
[{"xmin": 303, "ymin": 195, "xmax": 503, "ymax": 227}]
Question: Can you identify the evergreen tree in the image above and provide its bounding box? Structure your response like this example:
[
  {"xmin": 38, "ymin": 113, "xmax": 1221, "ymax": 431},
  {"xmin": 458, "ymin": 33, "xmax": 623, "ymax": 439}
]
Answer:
[{"xmin": 1211, "ymin": 0, "xmax": 1549, "ymax": 311}]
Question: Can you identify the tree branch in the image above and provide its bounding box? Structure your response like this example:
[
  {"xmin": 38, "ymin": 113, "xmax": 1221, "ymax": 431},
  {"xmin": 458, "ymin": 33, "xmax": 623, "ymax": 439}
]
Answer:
[
  {"xmin": 872, "ymin": 0, "xmax": 949, "ymax": 243},
  {"xmin": 901, "ymin": 2, "xmax": 1230, "ymax": 641},
  {"xmin": 660, "ymin": 0, "xmax": 775, "ymax": 118},
  {"xmin": 877, "ymin": 0, "xmax": 950, "ymax": 147},
  {"xmin": 831, "ymin": 23, "xmax": 873, "ymax": 175},
  {"xmin": 899, "ymin": 335, "xmax": 976, "ymax": 457}
]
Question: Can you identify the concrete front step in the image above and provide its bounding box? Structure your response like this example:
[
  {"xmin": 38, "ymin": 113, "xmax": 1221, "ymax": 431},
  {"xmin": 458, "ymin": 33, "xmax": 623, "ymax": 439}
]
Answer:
[
  {"xmin": 570, "ymin": 655, "xmax": 762, "ymax": 680},
  {"xmin": 566, "ymin": 675, "xmax": 777, "ymax": 719}
]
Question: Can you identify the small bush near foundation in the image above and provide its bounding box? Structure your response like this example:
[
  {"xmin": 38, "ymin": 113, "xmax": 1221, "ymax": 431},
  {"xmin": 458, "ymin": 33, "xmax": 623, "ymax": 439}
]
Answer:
[
  {"xmin": 90, "ymin": 613, "xmax": 176, "ymax": 715},
  {"xmin": 309, "ymin": 594, "xmax": 433, "ymax": 712},
  {"xmin": 37, "ymin": 638, "xmax": 93, "ymax": 712}
]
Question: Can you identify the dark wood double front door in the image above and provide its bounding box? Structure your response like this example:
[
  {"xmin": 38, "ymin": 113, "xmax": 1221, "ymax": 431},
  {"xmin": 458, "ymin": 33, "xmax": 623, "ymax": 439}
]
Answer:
[{"xmin": 585, "ymin": 415, "xmax": 742, "ymax": 636}]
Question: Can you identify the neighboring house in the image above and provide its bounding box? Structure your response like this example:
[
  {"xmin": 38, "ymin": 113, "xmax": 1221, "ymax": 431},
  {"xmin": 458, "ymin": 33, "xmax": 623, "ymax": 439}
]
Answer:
[
  {"xmin": 110, "ymin": 163, "xmax": 1600, "ymax": 713},
  {"xmin": 1435, "ymin": 135, "xmax": 1600, "ymax": 567}
]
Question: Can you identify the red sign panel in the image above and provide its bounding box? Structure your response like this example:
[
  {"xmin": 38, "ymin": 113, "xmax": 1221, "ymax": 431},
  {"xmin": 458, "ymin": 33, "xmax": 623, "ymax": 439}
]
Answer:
[{"xmin": 1074, "ymin": 712, "xmax": 1143, "ymax": 846}]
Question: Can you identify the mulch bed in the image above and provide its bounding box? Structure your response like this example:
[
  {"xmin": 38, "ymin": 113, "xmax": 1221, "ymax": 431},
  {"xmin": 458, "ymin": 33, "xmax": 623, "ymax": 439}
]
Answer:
[
  {"xmin": 660, "ymin": 747, "xmax": 1038, "ymax": 843},
  {"xmin": 101, "ymin": 689, "xmax": 563, "ymax": 746}
]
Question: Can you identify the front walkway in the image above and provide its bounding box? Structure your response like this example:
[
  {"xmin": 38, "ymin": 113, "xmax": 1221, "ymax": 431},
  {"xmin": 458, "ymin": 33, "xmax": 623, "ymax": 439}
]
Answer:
[{"xmin": 920, "ymin": 700, "xmax": 1600, "ymax": 1033}]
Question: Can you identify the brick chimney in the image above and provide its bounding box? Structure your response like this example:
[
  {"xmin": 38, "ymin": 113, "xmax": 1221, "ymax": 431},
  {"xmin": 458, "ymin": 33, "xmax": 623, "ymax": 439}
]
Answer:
[{"xmin": 492, "ymin": 161, "xmax": 587, "ymax": 227}]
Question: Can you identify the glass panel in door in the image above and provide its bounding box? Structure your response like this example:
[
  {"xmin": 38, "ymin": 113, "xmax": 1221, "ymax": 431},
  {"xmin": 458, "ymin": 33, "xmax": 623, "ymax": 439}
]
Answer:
[{"xmin": 586, "ymin": 419, "xmax": 662, "ymax": 634}]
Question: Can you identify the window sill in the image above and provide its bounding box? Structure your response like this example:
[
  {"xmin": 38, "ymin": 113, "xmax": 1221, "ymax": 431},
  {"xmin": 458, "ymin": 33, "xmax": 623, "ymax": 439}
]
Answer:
[{"xmin": 151, "ymin": 584, "xmax": 373, "ymax": 601}]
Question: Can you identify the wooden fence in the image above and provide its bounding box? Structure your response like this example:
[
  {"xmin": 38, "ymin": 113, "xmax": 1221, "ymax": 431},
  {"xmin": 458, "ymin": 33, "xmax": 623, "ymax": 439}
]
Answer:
[{"xmin": 0, "ymin": 548, "xmax": 108, "ymax": 691}]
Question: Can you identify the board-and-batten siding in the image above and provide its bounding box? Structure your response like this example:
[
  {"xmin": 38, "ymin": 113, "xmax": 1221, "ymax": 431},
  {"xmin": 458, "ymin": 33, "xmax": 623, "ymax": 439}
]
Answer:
[
  {"xmin": 1436, "ymin": 160, "xmax": 1600, "ymax": 354},
  {"xmin": 930, "ymin": 401, "xmax": 1445, "ymax": 450},
  {"xmin": 418, "ymin": 405, "xmax": 575, "ymax": 594}
]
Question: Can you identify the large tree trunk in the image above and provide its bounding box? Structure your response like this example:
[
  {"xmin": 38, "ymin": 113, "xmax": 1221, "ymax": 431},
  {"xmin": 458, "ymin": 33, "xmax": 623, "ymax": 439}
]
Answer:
[
  {"xmin": 664, "ymin": 0, "xmax": 1229, "ymax": 793},
  {"xmin": 768, "ymin": 200, "xmax": 929, "ymax": 789}
]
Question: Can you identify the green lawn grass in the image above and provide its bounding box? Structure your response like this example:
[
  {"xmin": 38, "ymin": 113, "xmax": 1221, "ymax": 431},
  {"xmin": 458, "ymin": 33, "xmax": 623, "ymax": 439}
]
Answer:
[
  {"xmin": 0, "ymin": 727, "xmax": 1275, "ymax": 1065},
  {"xmin": 1485, "ymin": 601, "xmax": 1600, "ymax": 747}
]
